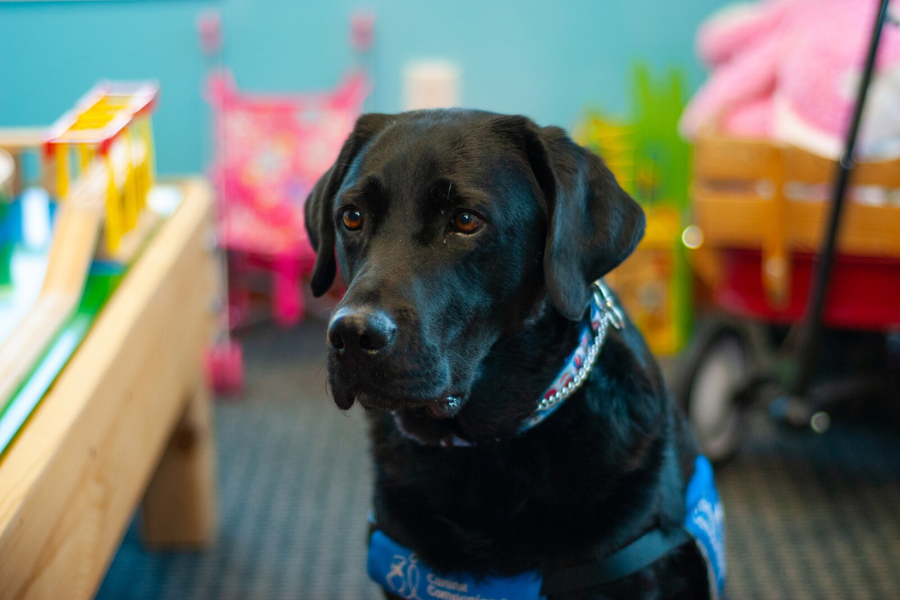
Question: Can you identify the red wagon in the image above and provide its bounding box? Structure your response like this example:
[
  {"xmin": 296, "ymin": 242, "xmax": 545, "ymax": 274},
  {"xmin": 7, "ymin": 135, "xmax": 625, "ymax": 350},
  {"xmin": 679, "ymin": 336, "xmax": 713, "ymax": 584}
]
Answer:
[{"xmin": 677, "ymin": 132, "xmax": 900, "ymax": 461}]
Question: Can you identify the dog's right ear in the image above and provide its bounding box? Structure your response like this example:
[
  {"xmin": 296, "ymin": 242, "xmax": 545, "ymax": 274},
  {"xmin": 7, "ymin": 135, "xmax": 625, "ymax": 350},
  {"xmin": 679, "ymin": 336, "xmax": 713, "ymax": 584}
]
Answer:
[{"xmin": 305, "ymin": 113, "xmax": 394, "ymax": 297}]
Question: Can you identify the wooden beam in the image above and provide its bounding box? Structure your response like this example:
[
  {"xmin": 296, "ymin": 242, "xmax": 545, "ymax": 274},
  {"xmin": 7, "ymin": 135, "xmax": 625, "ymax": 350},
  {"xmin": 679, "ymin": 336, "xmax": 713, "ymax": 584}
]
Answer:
[
  {"xmin": 0, "ymin": 128, "xmax": 45, "ymax": 153},
  {"xmin": 141, "ymin": 376, "xmax": 218, "ymax": 548}
]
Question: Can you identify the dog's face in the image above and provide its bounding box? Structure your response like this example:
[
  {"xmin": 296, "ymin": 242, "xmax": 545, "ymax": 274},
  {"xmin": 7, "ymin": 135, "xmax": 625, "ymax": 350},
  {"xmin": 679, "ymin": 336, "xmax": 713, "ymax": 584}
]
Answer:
[{"xmin": 305, "ymin": 110, "xmax": 644, "ymax": 443}]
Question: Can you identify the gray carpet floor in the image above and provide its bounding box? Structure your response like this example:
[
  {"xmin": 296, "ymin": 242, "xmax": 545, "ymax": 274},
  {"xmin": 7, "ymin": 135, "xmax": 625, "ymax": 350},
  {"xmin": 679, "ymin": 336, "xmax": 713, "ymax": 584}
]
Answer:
[{"xmin": 97, "ymin": 318, "xmax": 900, "ymax": 600}]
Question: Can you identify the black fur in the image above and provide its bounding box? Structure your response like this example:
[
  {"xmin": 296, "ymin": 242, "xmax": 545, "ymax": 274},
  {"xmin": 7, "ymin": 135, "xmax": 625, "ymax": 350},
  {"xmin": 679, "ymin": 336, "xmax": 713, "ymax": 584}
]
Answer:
[{"xmin": 305, "ymin": 109, "xmax": 707, "ymax": 599}]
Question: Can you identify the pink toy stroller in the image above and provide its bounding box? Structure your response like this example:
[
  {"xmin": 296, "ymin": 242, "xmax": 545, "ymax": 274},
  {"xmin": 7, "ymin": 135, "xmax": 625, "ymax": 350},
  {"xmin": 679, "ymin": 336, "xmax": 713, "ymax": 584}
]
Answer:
[{"xmin": 206, "ymin": 68, "xmax": 369, "ymax": 327}]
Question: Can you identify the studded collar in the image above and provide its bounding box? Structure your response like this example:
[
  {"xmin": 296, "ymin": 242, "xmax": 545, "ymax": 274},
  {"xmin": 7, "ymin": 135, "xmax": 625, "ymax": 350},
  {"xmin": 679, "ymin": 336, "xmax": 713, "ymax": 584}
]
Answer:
[{"xmin": 516, "ymin": 279, "xmax": 624, "ymax": 434}]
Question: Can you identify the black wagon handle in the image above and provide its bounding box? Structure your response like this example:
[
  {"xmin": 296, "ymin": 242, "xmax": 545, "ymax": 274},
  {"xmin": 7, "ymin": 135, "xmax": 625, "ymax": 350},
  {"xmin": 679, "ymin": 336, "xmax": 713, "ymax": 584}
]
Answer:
[{"xmin": 790, "ymin": 0, "xmax": 894, "ymax": 399}]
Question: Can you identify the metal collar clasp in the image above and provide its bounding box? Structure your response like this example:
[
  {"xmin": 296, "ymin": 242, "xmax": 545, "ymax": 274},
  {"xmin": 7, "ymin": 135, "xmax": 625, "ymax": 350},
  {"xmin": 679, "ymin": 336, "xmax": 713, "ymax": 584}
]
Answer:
[{"xmin": 592, "ymin": 280, "xmax": 625, "ymax": 330}]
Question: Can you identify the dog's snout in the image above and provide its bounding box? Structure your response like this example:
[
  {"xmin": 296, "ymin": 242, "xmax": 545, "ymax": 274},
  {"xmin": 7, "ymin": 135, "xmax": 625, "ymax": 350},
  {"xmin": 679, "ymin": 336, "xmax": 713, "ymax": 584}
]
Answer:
[{"xmin": 328, "ymin": 307, "xmax": 397, "ymax": 355}]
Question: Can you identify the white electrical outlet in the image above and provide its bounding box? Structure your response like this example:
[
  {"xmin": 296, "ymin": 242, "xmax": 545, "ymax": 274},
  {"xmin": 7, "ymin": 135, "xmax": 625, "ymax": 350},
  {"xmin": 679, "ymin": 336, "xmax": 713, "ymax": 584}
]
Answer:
[{"xmin": 403, "ymin": 61, "xmax": 461, "ymax": 111}]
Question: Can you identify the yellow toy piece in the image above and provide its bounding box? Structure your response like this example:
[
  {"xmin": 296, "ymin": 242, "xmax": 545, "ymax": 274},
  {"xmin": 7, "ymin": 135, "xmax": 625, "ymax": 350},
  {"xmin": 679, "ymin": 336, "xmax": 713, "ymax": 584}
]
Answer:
[
  {"xmin": 54, "ymin": 144, "xmax": 70, "ymax": 199},
  {"xmin": 104, "ymin": 151, "xmax": 123, "ymax": 251},
  {"xmin": 44, "ymin": 81, "xmax": 158, "ymax": 253},
  {"xmin": 605, "ymin": 207, "xmax": 688, "ymax": 355},
  {"xmin": 575, "ymin": 115, "xmax": 635, "ymax": 193}
]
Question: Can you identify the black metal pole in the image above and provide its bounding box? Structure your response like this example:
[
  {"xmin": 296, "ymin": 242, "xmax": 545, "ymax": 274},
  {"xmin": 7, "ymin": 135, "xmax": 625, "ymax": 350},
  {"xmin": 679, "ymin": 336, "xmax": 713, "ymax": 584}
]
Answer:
[{"xmin": 790, "ymin": 0, "xmax": 892, "ymax": 398}]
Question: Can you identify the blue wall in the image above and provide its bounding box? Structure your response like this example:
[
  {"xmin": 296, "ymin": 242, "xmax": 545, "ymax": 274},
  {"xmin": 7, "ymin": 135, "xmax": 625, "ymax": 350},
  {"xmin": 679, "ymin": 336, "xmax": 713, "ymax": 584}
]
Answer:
[{"xmin": 0, "ymin": 0, "xmax": 727, "ymax": 175}]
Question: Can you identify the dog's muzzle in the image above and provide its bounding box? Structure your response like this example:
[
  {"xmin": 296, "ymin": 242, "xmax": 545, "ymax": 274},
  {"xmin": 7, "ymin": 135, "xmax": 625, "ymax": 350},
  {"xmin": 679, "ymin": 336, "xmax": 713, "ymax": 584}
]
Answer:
[{"xmin": 326, "ymin": 305, "xmax": 462, "ymax": 415}]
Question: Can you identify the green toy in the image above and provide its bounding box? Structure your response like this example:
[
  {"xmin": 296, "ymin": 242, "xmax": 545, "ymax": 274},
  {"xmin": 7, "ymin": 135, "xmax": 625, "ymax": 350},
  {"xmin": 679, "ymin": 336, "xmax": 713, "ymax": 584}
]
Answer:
[
  {"xmin": 0, "ymin": 149, "xmax": 13, "ymax": 290},
  {"xmin": 575, "ymin": 64, "xmax": 693, "ymax": 355},
  {"xmin": 0, "ymin": 211, "xmax": 11, "ymax": 291}
]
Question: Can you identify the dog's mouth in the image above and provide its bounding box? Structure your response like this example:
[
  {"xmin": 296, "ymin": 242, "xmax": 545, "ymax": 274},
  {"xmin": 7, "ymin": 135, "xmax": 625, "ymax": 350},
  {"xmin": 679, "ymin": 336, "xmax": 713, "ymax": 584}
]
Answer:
[
  {"xmin": 349, "ymin": 386, "xmax": 467, "ymax": 419},
  {"xmin": 422, "ymin": 394, "xmax": 464, "ymax": 418}
]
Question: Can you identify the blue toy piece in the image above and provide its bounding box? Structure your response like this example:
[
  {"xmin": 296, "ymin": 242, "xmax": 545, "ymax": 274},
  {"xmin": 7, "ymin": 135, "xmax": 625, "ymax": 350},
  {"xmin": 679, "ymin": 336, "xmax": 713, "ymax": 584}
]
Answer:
[{"xmin": 0, "ymin": 201, "xmax": 19, "ymax": 290}]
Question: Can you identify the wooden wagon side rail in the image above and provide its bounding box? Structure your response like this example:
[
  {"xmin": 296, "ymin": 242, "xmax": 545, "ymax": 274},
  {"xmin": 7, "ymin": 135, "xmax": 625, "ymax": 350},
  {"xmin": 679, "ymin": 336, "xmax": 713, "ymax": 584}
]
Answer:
[
  {"xmin": 693, "ymin": 188, "xmax": 900, "ymax": 257},
  {"xmin": 692, "ymin": 133, "xmax": 900, "ymax": 304}
]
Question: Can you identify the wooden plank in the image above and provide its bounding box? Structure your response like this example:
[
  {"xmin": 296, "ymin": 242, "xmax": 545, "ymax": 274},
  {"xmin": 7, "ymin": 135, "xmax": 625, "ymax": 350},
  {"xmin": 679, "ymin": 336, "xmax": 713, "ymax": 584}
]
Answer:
[
  {"xmin": 0, "ymin": 129, "xmax": 45, "ymax": 152},
  {"xmin": 694, "ymin": 188, "xmax": 900, "ymax": 257},
  {"xmin": 853, "ymin": 159, "xmax": 900, "ymax": 188},
  {"xmin": 782, "ymin": 145, "xmax": 835, "ymax": 184},
  {"xmin": 7, "ymin": 305, "xmax": 208, "ymax": 600},
  {"xmin": 0, "ymin": 179, "xmax": 217, "ymax": 600},
  {"xmin": 782, "ymin": 144, "xmax": 900, "ymax": 187},
  {"xmin": 695, "ymin": 134, "xmax": 900, "ymax": 254},
  {"xmin": 141, "ymin": 377, "xmax": 218, "ymax": 548},
  {"xmin": 786, "ymin": 201, "xmax": 900, "ymax": 256},
  {"xmin": 699, "ymin": 135, "xmax": 900, "ymax": 187},
  {"xmin": 693, "ymin": 188, "xmax": 768, "ymax": 247},
  {"xmin": 694, "ymin": 134, "xmax": 781, "ymax": 181}
]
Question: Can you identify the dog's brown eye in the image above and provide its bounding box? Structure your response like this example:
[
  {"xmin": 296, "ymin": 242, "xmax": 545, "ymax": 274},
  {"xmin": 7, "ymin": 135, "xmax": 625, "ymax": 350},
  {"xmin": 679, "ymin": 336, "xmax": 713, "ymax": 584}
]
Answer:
[
  {"xmin": 341, "ymin": 207, "xmax": 364, "ymax": 231},
  {"xmin": 451, "ymin": 211, "xmax": 484, "ymax": 235}
]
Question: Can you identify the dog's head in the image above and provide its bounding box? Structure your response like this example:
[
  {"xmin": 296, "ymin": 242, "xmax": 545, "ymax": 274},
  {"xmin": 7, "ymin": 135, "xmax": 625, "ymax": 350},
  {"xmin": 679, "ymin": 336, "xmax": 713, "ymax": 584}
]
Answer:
[{"xmin": 305, "ymin": 110, "xmax": 644, "ymax": 441}]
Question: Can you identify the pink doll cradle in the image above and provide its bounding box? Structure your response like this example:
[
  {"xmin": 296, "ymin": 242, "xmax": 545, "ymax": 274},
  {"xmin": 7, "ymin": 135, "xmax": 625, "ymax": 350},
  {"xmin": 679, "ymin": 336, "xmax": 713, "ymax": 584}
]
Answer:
[{"xmin": 206, "ymin": 69, "xmax": 368, "ymax": 327}]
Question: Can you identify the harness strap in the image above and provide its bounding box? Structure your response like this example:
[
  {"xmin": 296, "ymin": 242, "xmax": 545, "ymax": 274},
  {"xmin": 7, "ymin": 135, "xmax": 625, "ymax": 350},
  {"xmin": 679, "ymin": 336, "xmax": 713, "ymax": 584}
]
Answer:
[
  {"xmin": 540, "ymin": 439, "xmax": 690, "ymax": 596},
  {"xmin": 661, "ymin": 431, "xmax": 689, "ymax": 522},
  {"xmin": 540, "ymin": 527, "xmax": 691, "ymax": 595}
]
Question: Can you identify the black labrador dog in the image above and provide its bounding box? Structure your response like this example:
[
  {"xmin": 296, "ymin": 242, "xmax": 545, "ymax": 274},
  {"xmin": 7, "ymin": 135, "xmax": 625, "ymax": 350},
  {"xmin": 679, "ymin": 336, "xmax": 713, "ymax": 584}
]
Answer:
[{"xmin": 305, "ymin": 110, "xmax": 724, "ymax": 600}]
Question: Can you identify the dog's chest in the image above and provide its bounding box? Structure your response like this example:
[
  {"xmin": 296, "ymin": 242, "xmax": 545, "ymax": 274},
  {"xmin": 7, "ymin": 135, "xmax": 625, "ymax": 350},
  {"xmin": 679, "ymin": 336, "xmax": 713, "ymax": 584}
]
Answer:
[{"xmin": 370, "ymin": 423, "xmax": 662, "ymax": 576}]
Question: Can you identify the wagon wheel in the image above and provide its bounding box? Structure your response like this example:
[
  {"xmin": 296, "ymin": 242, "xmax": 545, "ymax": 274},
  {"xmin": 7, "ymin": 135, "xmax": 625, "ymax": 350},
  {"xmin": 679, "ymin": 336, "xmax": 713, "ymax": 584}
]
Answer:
[{"xmin": 675, "ymin": 319, "xmax": 756, "ymax": 464}]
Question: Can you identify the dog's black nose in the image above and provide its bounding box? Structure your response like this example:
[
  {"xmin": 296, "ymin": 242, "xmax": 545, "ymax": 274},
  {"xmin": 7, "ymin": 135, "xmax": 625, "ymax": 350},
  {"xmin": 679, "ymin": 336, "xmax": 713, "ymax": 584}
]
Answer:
[{"xmin": 328, "ymin": 307, "xmax": 397, "ymax": 354}]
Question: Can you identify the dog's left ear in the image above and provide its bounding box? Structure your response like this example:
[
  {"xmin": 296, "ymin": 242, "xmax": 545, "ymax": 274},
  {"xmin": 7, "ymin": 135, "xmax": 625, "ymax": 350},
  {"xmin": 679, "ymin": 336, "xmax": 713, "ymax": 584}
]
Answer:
[
  {"xmin": 496, "ymin": 117, "xmax": 646, "ymax": 320},
  {"xmin": 305, "ymin": 113, "xmax": 394, "ymax": 297}
]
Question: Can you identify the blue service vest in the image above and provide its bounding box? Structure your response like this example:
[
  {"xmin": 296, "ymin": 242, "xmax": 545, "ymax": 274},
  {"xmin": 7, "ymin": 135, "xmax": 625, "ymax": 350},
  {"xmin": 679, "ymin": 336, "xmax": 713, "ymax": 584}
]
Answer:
[{"xmin": 368, "ymin": 455, "xmax": 725, "ymax": 599}]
